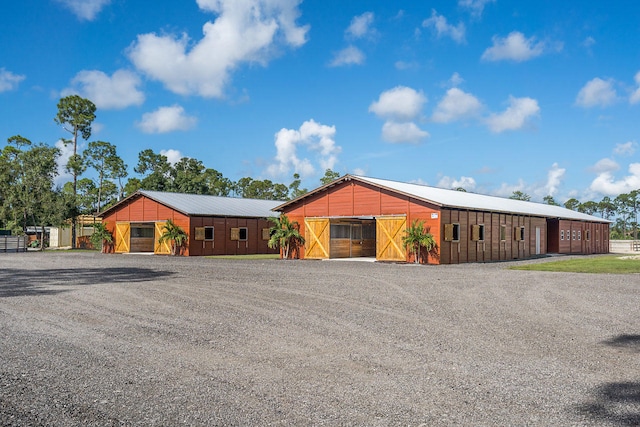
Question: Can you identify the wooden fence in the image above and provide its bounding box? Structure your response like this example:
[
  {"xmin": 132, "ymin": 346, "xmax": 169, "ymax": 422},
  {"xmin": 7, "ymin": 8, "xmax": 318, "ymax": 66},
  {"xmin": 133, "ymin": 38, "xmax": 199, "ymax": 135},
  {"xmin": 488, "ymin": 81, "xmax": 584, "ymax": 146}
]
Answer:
[{"xmin": 0, "ymin": 236, "xmax": 28, "ymax": 253}]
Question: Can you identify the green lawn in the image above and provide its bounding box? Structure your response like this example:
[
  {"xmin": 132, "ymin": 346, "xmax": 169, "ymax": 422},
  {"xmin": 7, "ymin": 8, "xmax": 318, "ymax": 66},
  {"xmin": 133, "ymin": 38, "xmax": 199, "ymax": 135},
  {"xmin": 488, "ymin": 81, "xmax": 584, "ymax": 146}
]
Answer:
[
  {"xmin": 205, "ymin": 254, "xmax": 281, "ymax": 260},
  {"xmin": 511, "ymin": 255, "xmax": 640, "ymax": 274}
]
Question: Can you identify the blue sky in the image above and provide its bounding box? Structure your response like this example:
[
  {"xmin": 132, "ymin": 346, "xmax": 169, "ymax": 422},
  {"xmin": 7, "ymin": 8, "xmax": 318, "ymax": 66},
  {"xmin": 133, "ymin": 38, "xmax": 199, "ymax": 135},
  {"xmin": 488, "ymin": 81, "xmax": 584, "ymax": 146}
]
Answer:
[{"xmin": 1, "ymin": 0, "xmax": 639, "ymax": 202}]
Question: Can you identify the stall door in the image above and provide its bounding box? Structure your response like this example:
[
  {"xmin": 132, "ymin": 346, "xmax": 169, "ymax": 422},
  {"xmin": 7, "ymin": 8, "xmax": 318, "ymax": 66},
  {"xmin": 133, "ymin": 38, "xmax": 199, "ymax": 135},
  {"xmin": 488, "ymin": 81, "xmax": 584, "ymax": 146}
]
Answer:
[
  {"xmin": 304, "ymin": 218, "xmax": 330, "ymax": 259},
  {"xmin": 115, "ymin": 222, "xmax": 130, "ymax": 253},
  {"xmin": 376, "ymin": 216, "xmax": 406, "ymax": 261},
  {"xmin": 154, "ymin": 221, "xmax": 172, "ymax": 255}
]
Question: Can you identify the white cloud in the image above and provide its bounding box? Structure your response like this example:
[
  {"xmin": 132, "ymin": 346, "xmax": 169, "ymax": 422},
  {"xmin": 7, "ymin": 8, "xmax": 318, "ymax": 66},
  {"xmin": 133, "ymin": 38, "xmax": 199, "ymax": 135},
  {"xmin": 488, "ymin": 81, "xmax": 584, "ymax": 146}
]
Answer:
[
  {"xmin": 582, "ymin": 36, "xmax": 596, "ymax": 49},
  {"xmin": 590, "ymin": 158, "xmax": 620, "ymax": 174},
  {"xmin": 128, "ymin": 0, "xmax": 309, "ymax": 98},
  {"xmin": 630, "ymin": 71, "xmax": 640, "ymax": 104},
  {"xmin": 346, "ymin": 12, "xmax": 375, "ymax": 39},
  {"xmin": 614, "ymin": 141, "xmax": 637, "ymax": 156},
  {"xmin": 0, "ymin": 68, "xmax": 26, "ymax": 92},
  {"xmin": 267, "ymin": 119, "xmax": 341, "ymax": 177},
  {"xmin": 329, "ymin": 46, "xmax": 365, "ymax": 67},
  {"xmin": 486, "ymin": 96, "xmax": 540, "ymax": 133},
  {"xmin": 481, "ymin": 31, "xmax": 546, "ymax": 62},
  {"xmin": 63, "ymin": 69, "xmax": 144, "ymax": 110},
  {"xmin": 448, "ymin": 72, "xmax": 464, "ymax": 87},
  {"xmin": 542, "ymin": 163, "xmax": 565, "ymax": 197},
  {"xmin": 54, "ymin": 139, "xmax": 75, "ymax": 186},
  {"xmin": 55, "ymin": 0, "xmax": 111, "ymax": 21},
  {"xmin": 369, "ymin": 86, "xmax": 427, "ymax": 121},
  {"xmin": 458, "ymin": 0, "xmax": 495, "ymax": 17},
  {"xmin": 160, "ymin": 149, "xmax": 184, "ymax": 165},
  {"xmin": 589, "ymin": 163, "xmax": 640, "ymax": 196},
  {"xmin": 437, "ymin": 175, "xmax": 477, "ymax": 191},
  {"xmin": 422, "ymin": 10, "xmax": 466, "ymax": 44},
  {"xmin": 432, "ymin": 87, "xmax": 483, "ymax": 123},
  {"xmin": 575, "ymin": 77, "xmax": 618, "ymax": 108},
  {"xmin": 492, "ymin": 179, "xmax": 527, "ymax": 198},
  {"xmin": 352, "ymin": 167, "xmax": 366, "ymax": 176},
  {"xmin": 136, "ymin": 105, "xmax": 197, "ymax": 134},
  {"xmin": 381, "ymin": 121, "xmax": 429, "ymax": 144}
]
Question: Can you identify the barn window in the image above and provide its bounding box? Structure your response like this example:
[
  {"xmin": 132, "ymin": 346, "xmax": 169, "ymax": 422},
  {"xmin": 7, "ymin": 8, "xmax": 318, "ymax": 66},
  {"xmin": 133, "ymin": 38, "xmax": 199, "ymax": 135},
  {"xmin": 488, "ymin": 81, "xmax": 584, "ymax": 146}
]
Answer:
[
  {"xmin": 194, "ymin": 227, "xmax": 205, "ymax": 241},
  {"xmin": 204, "ymin": 226, "xmax": 214, "ymax": 241},
  {"xmin": 500, "ymin": 225, "xmax": 506, "ymax": 241},
  {"xmin": 578, "ymin": 230, "xmax": 581, "ymax": 240},
  {"xmin": 572, "ymin": 230, "xmax": 576, "ymax": 240},
  {"xmin": 238, "ymin": 227, "xmax": 248, "ymax": 241},
  {"xmin": 514, "ymin": 226, "xmax": 525, "ymax": 241},
  {"xmin": 471, "ymin": 224, "xmax": 485, "ymax": 241},
  {"xmin": 131, "ymin": 226, "xmax": 154, "ymax": 238},
  {"xmin": 560, "ymin": 230, "xmax": 564, "ymax": 240},
  {"xmin": 444, "ymin": 223, "xmax": 460, "ymax": 242}
]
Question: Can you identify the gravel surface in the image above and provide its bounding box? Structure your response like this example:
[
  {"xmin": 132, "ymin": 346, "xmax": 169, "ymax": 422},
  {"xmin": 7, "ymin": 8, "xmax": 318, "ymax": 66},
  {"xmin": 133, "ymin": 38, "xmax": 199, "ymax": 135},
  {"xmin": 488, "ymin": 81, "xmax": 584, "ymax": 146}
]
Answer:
[{"xmin": 0, "ymin": 252, "xmax": 638, "ymax": 426}]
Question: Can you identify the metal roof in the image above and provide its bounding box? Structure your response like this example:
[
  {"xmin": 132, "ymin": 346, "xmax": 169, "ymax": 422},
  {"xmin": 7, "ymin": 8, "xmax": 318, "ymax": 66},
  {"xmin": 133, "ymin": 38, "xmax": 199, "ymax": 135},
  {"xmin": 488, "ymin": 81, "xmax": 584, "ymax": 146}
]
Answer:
[
  {"xmin": 276, "ymin": 175, "xmax": 611, "ymax": 223},
  {"xmin": 134, "ymin": 191, "xmax": 284, "ymax": 218}
]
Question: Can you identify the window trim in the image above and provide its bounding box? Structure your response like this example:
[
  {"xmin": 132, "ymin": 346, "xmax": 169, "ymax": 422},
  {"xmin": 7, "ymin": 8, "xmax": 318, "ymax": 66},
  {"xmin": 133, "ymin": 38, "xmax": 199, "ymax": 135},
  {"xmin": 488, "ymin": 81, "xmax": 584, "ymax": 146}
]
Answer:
[
  {"xmin": 560, "ymin": 230, "xmax": 564, "ymax": 241},
  {"xmin": 444, "ymin": 223, "xmax": 460, "ymax": 242},
  {"xmin": 204, "ymin": 226, "xmax": 214, "ymax": 241},
  {"xmin": 238, "ymin": 227, "xmax": 248, "ymax": 241},
  {"xmin": 500, "ymin": 224, "xmax": 506, "ymax": 241}
]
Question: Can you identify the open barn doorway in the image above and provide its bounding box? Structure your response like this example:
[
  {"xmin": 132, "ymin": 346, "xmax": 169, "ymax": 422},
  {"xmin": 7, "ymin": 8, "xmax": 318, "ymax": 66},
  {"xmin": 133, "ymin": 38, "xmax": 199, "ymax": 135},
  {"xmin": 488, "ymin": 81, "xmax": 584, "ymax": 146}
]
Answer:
[{"xmin": 329, "ymin": 219, "xmax": 376, "ymax": 258}]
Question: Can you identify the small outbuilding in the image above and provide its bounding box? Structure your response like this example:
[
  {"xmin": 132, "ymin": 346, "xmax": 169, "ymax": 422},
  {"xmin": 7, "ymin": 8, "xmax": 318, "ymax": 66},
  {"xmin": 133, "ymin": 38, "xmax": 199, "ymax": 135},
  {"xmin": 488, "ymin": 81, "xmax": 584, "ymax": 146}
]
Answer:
[
  {"xmin": 274, "ymin": 175, "xmax": 611, "ymax": 264},
  {"xmin": 100, "ymin": 190, "xmax": 283, "ymax": 256}
]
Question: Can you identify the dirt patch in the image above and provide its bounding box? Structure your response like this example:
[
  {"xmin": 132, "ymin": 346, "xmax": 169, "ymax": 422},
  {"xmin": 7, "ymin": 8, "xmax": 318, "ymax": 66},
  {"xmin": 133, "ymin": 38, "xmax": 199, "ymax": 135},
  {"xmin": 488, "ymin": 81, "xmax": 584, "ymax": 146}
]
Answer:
[{"xmin": 1, "ymin": 252, "xmax": 638, "ymax": 426}]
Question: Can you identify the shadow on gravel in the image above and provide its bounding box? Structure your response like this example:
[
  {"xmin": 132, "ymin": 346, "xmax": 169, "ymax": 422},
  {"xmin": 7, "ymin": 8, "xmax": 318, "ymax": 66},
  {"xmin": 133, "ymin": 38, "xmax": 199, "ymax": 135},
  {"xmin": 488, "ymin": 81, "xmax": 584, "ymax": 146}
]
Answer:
[
  {"xmin": 602, "ymin": 334, "xmax": 640, "ymax": 353},
  {"xmin": 576, "ymin": 335, "xmax": 640, "ymax": 425},
  {"xmin": 0, "ymin": 267, "xmax": 175, "ymax": 298},
  {"xmin": 577, "ymin": 382, "xmax": 640, "ymax": 426}
]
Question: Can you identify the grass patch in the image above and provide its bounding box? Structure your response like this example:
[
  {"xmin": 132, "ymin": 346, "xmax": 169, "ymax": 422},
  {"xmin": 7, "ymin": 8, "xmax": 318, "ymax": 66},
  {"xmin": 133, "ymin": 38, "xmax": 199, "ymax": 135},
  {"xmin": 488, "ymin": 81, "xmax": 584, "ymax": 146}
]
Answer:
[
  {"xmin": 511, "ymin": 255, "xmax": 640, "ymax": 274},
  {"xmin": 205, "ymin": 254, "xmax": 281, "ymax": 260}
]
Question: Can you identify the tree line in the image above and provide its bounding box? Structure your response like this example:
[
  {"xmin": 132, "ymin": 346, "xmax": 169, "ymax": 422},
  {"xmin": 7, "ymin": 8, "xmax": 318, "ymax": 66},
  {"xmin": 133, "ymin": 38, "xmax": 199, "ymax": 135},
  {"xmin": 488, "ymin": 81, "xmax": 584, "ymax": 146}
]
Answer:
[
  {"xmin": 0, "ymin": 95, "xmax": 340, "ymax": 243},
  {"xmin": 1, "ymin": 95, "xmax": 637, "ymax": 243}
]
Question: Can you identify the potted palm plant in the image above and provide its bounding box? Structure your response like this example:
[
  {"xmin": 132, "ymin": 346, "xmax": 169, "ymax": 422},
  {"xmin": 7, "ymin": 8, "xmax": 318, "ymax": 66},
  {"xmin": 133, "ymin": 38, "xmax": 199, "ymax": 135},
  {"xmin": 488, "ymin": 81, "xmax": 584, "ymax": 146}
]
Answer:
[
  {"xmin": 402, "ymin": 219, "xmax": 436, "ymax": 264},
  {"xmin": 267, "ymin": 214, "xmax": 305, "ymax": 259},
  {"xmin": 158, "ymin": 219, "xmax": 188, "ymax": 256},
  {"xmin": 90, "ymin": 223, "xmax": 114, "ymax": 253}
]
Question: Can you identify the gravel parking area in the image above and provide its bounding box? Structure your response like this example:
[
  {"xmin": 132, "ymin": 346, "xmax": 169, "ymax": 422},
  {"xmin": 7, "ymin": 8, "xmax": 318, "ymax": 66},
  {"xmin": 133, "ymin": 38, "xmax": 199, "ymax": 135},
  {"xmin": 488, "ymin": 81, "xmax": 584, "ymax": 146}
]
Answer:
[{"xmin": 1, "ymin": 252, "xmax": 638, "ymax": 426}]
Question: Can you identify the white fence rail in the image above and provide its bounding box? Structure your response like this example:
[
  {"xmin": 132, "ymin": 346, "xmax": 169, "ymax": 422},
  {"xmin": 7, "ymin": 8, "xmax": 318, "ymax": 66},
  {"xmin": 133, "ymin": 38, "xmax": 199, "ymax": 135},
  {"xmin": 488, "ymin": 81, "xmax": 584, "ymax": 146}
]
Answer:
[
  {"xmin": 609, "ymin": 240, "xmax": 640, "ymax": 253},
  {"xmin": 0, "ymin": 236, "xmax": 28, "ymax": 253}
]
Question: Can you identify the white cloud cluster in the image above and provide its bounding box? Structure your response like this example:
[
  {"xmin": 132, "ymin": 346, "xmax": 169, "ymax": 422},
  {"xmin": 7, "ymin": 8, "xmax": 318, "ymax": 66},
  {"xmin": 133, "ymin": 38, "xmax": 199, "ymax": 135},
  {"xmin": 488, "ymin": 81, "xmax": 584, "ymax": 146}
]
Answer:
[
  {"xmin": 369, "ymin": 86, "xmax": 429, "ymax": 143},
  {"xmin": 346, "ymin": 12, "xmax": 375, "ymax": 39},
  {"xmin": 160, "ymin": 149, "xmax": 184, "ymax": 165},
  {"xmin": 422, "ymin": 10, "xmax": 466, "ymax": 44},
  {"xmin": 614, "ymin": 141, "xmax": 637, "ymax": 156},
  {"xmin": 54, "ymin": 139, "xmax": 75, "ymax": 185},
  {"xmin": 575, "ymin": 77, "xmax": 618, "ymax": 108},
  {"xmin": 437, "ymin": 175, "xmax": 477, "ymax": 191},
  {"xmin": 589, "ymin": 163, "xmax": 640, "ymax": 196},
  {"xmin": 330, "ymin": 12, "xmax": 374, "ymax": 67},
  {"xmin": 542, "ymin": 163, "xmax": 566, "ymax": 197},
  {"xmin": 128, "ymin": 0, "xmax": 309, "ymax": 98},
  {"xmin": 486, "ymin": 96, "xmax": 540, "ymax": 133},
  {"xmin": 431, "ymin": 88, "xmax": 483, "ymax": 123},
  {"xmin": 136, "ymin": 105, "xmax": 197, "ymax": 134},
  {"xmin": 267, "ymin": 119, "xmax": 341, "ymax": 177},
  {"xmin": 55, "ymin": 0, "xmax": 111, "ymax": 21},
  {"xmin": 329, "ymin": 46, "xmax": 365, "ymax": 67},
  {"xmin": 481, "ymin": 31, "xmax": 545, "ymax": 62},
  {"xmin": 458, "ymin": 0, "xmax": 495, "ymax": 17},
  {"xmin": 63, "ymin": 69, "xmax": 144, "ymax": 109},
  {"xmin": 631, "ymin": 71, "xmax": 640, "ymax": 104},
  {"xmin": 0, "ymin": 68, "xmax": 25, "ymax": 92}
]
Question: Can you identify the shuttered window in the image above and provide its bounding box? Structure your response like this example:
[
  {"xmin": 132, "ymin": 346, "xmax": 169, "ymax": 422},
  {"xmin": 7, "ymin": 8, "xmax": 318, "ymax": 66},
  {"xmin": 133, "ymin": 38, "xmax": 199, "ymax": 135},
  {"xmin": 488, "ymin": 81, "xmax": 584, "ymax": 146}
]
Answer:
[
  {"xmin": 262, "ymin": 228, "xmax": 271, "ymax": 240},
  {"xmin": 195, "ymin": 227, "xmax": 205, "ymax": 241},
  {"xmin": 444, "ymin": 223, "xmax": 460, "ymax": 242},
  {"xmin": 514, "ymin": 226, "xmax": 525, "ymax": 241},
  {"xmin": 471, "ymin": 224, "xmax": 485, "ymax": 241},
  {"xmin": 230, "ymin": 228, "xmax": 240, "ymax": 241},
  {"xmin": 500, "ymin": 225, "xmax": 506, "ymax": 241}
]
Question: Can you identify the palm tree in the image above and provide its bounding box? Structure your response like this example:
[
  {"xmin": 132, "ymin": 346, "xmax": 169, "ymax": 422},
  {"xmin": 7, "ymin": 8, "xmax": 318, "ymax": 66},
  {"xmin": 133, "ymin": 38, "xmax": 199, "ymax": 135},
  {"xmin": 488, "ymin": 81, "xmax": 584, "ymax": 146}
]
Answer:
[
  {"xmin": 402, "ymin": 219, "xmax": 436, "ymax": 264},
  {"xmin": 158, "ymin": 219, "xmax": 188, "ymax": 255},
  {"xmin": 268, "ymin": 214, "xmax": 305, "ymax": 259},
  {"xmin": 90, "ymin": 223, "xmax": 113, "ymax": 253}
]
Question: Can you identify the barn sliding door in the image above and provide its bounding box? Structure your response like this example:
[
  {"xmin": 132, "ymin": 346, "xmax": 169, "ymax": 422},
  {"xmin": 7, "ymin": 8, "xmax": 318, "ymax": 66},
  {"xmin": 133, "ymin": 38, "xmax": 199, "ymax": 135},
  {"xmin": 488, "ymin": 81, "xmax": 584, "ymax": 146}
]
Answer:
[
  {"xmin": 376, "ymin": 216, "xmax": 406, "ymax": 261},
  {"xmin": 304, "ymin": 218, "xmax": 330, "ymax": 259},
  {"xmin": 154, "ymin": 221, "xmax": 172, "ymax": 255},
  {"xmin": 115, "ymin": 222, "xmax": 130, "ymax": 253}
]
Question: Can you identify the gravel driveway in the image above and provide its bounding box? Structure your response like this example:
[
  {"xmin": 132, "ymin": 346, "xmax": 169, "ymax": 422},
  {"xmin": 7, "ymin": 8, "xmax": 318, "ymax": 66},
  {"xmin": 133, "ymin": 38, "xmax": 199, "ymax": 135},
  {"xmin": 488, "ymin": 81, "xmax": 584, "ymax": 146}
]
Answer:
[{"xmin": 1, "ymin": 252, "xmax": 638, "ymax": 426}]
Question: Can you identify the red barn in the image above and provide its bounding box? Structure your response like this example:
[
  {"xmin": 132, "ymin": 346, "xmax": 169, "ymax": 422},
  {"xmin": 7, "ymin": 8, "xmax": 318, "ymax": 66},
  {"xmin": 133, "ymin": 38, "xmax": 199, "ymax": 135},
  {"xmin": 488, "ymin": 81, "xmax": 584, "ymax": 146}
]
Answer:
[
  {"xmin": 274, "ymin": 175, "xmax": 611, "ymax": 264},
  {"xmin": 100, "ymin": 191, "xmax": 283, "ymax": 256}
]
